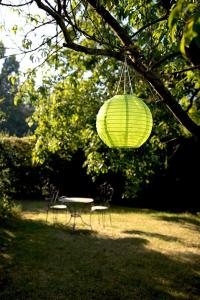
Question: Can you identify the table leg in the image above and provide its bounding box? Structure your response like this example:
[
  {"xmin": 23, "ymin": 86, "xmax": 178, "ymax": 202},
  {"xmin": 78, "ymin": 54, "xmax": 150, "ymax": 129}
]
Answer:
[{"xmin": 66, "ymin": 211, "xmax": 92, "ymax": 230}]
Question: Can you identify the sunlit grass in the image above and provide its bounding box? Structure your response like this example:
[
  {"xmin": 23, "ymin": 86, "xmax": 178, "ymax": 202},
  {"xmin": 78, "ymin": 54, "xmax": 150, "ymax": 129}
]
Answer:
[{"xmin": 0, "ymin": 200, "xmax": 200, "ymax": 300}]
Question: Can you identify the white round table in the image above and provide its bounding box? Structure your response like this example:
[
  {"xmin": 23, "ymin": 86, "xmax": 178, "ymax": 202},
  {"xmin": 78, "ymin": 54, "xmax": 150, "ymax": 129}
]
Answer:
[{"xmin": 59, "ymin": 197, "xmax": 94, "ymax": 230}]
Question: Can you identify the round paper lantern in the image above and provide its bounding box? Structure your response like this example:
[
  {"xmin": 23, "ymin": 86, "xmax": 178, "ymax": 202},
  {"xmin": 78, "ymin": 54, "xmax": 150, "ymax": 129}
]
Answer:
[{"xmin": 96, "ymin": 94, "xmax": 153, "ymax": 148}]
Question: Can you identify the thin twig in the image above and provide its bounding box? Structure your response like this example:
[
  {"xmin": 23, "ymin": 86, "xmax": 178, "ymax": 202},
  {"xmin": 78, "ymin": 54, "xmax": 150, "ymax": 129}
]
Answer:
[
  {"xmin": 151, "ymin": 52, "xmax": 180, "ymax": 69},
  {"xmin": 24, "ymin": 20, "xmax": 56, "ymax": 40},
  {"xmin": 0, "ymin": 0, "xmax": 33, "ymax": 7},
  {"xmin": 172, "ymin": 64, "xmax": 200, "ymax": 75},
  {"xmin": 21, "ymin": 45, "xmax": 63, "ymax": 79},
  {"xmin": 131, "ymin": 15, "xmax": 168, "ymax": 39}
]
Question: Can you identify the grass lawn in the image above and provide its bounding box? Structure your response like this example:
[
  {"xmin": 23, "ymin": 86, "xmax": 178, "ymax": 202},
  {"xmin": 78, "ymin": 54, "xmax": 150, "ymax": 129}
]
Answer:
[{"xmin": 0, "ymin": 200, "xmax": 200, "ymax": 300}]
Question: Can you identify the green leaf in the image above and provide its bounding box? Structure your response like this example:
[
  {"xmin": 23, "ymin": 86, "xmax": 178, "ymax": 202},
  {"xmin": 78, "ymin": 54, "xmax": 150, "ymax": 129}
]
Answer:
[
  {"xmin": 180, "ymin": 13, "xmax": 200, "ymax": 57},
  {"xmin": 180, "ymin": 34, "xmax": 187, "ymax": 57},
  {"xmin": 22, "ymin": 38, "xmax": 32, "ymax": 49},
  {"xmin": 168, "ymin": 1, "xmax": 184, "ymax": 41},
  {"xmin": 11, "ymin": 25, "xmax": 18, "ymax": 34}
]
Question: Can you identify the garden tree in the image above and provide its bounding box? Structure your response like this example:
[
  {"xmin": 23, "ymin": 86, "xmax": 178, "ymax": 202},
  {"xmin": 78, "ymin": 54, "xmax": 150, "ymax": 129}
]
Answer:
[
  {"xmin": 0, "ymin": 52, "xmax": 31, "ymax": 136},
  {"xmin": 16, "ymin": 53, "xmax": 181, "ymax": 200},
  {"xmin": 0, "ymin": 0, "xmax": 200, "ymax": 137}
]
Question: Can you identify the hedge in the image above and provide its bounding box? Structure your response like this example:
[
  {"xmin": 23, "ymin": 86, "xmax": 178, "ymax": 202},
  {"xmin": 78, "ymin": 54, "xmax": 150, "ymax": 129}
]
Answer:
[
  {"xmin": 0, "ymin": 136, "xmax": 94, "ymax": 201},
  {"xmin": 0, "ymin": 136, "xmax": 48, "ymax": 199}
]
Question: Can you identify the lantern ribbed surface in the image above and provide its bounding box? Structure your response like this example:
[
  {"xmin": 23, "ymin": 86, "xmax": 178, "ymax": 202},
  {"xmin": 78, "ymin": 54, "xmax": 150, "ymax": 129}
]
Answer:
[{"xmin": 96, "ymin": 94, "xmax": 153, "ymax": 148}]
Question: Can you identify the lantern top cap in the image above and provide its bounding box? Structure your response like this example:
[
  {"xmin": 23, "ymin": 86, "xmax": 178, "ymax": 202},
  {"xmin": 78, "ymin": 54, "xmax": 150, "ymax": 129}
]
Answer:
[{"xmin": 107, "ymin": 94, "xmax": 149, "ymax": 104}]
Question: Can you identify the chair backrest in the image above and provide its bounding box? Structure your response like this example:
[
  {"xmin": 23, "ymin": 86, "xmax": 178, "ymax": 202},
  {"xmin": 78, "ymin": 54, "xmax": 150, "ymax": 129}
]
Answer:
[
  {"xmin": 49, "ymin": 184, "xmax": 55, "ymax": 195},
  {"xmin": 51, "ymin": 189, "xmax": 59, "ymax": 204},
  {"xmin": 45, "ymin": 184, "xmax": 55, "ymax": 198},
  {"xmin": 106, "ymin": 185, "xmax": 114, "ymax": 202},
  {"xmin": 45, "ymin": 186, "xmax": 59, "ymax": 206},
  {"xmin": 97, "ymin": 182, "xmax": 114, "ymax": 206}
]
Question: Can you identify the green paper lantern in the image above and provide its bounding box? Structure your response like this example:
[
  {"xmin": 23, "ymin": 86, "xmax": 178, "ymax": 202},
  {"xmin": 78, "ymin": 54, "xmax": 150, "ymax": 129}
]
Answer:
[{"xmin": 96, "ymin": 94, "xmax": 153, "ymax": 148}]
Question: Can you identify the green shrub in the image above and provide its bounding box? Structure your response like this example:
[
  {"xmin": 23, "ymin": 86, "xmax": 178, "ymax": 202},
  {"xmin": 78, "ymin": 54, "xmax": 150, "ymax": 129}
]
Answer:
[
  {"xmin": 0, "ymin": 136, "xmax": 93, "ymax": 208},
  {"xmin": 0, "ymin": 136, "xmax": 48, "ymax": 200},
  {"xmin": 0, "ymin": 140, "xmax": 12, "ymax": 220},
  {"xmin": 0, "ymin": 194, "xmax": 12, "ymax": 220}
]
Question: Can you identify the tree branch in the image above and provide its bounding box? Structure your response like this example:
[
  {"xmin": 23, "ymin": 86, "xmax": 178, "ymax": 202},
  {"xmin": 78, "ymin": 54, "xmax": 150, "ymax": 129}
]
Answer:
[
  {"xmin": 172, "ymin": 64, "xmax": 200, "ymax": 75},
  {"xmin": 24, "ymin": 20, "xmax": 56, "ymax": 40},
  {"xmin": 43, "ymin": 0, "xmax": 57, "ymax": 12},
  {"xmin": 0, "ymin": 33, "xmax": 59, "ymax": 60},
  {"xmin": 23, "ymin": 45, "xmax": 63, "ymax": 77},
  {"xmin": 63, "ymin": 9, "xmax": 117, "ymax": 49},
  {"xmin": 21, "ymin": 33, "xmax": 59, "ymax": 55},
  {"xmin": 35, "ymin": 0, "xmax": 72, "ymax": 44},
  {"xmin": 63, "ymin": 42, "xmax": 123, "ymax": 60},
  {"xmin": 0, "ymin": 0, "xmax": 33, "ymax": 7},
  {"xmin": 57, "ymin": 0, "xmax": 62, "ymax": 13},
  {"xmin": 151, "ymin": 52, "xmax": 181, "ymax": 69},
  {"xmin": 131, "ymin": 15, "xmax": 168, "ymax": 39},
  {"xmin": 35, "ymin": 0, "xmax": 124, "ymax": 60},
  {"xmin": 86, "ymin": 0, "xmax": 132, "ymax": 46}
]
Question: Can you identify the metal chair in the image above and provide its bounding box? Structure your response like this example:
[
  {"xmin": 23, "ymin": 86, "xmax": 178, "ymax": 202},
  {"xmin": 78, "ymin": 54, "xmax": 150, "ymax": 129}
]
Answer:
[
  {"xmin": 45, "ymin": 186, "xmax": 68, "ymax": 223},
  {"xmin": 90, "ymin": 183, "xmax": 114, "ymax": 227}
]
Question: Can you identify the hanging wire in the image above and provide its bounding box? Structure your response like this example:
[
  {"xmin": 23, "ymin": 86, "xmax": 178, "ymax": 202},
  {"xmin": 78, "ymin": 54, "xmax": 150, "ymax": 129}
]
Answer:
[
  {"xmin": 115, "ymin": 54, "xmax": 134, "ymax": 95},
  {"xmin": 124, "ymin": 56, "xmax": 127, "ymax": 94},
  {"xmin": 148, "ymin": 81, "xmax": 162, "ymax": 103},
  {"xmin": 126, "ymin": 57, "xmax": 134, "ymax": 94},
  {"xmin": 115, "ymin": 60, "xmax": 125, "ymax": 95}
]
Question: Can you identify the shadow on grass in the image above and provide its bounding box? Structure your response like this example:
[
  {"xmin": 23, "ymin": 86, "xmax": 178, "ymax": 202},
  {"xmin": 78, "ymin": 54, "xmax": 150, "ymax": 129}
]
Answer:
[
  {"xmin": 54, "ymin": 223, "xmax": 96, "ymax": 236},
  {"xmin": 1, "ymin": 217, "xmax": 200, "ymax": 300},
  {"xmin": 111, "ymin": 206, "xmax": 158, "ymax": 214},
  {"xmin": 157, "ymin": 214, "xmax": 200, "ymax": 230},
  {"xmin": 122, "ymin": 229, "xmax": 181, "ymax": 242}
]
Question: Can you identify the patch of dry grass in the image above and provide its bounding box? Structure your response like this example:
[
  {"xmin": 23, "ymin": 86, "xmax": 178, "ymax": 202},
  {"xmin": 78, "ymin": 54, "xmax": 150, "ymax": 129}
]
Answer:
[{"xmin": 0, "ymin": 201, "xmax": 200, "ymax": 300}]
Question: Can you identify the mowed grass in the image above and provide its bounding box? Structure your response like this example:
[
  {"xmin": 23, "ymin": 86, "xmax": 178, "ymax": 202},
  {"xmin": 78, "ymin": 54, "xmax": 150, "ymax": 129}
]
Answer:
[{"xmin": 0, "ymin": 201, "xmax": 200, "ymax": 300}]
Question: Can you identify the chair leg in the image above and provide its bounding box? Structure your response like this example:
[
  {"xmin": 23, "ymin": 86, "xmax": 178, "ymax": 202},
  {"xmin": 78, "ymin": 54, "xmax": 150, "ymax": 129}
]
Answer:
[
  {"xmin": 52, "ymin": 210, "xmax": 55, "ymax": 223},
  {"xmin": 90, "ymin": 212, "xmax": 92, "ymax": 227},
  {"xmin": 90, "ymin": 211, "xmax": 100, "ymax": 228},
  {"xmin": 46, "ymin": 208, "xmax": 49, "ymax": 222},
  {"xmin": 102, "ymin": 210, "xmax": 112, "ymax": 227},
  {"xmin": 109, "ymin": 212, "xmax": 112, "ymax": 226},
  {"xmin": 98, "ymin": 213, "xmax": 101, "ymax": 225},
  {"xmin": 102, "ymin": 211, "xmax": 106, "ymax": 227},
  {"xmin": 90, "ymin": 210, "xmax": 112, "ymax": 228}
]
